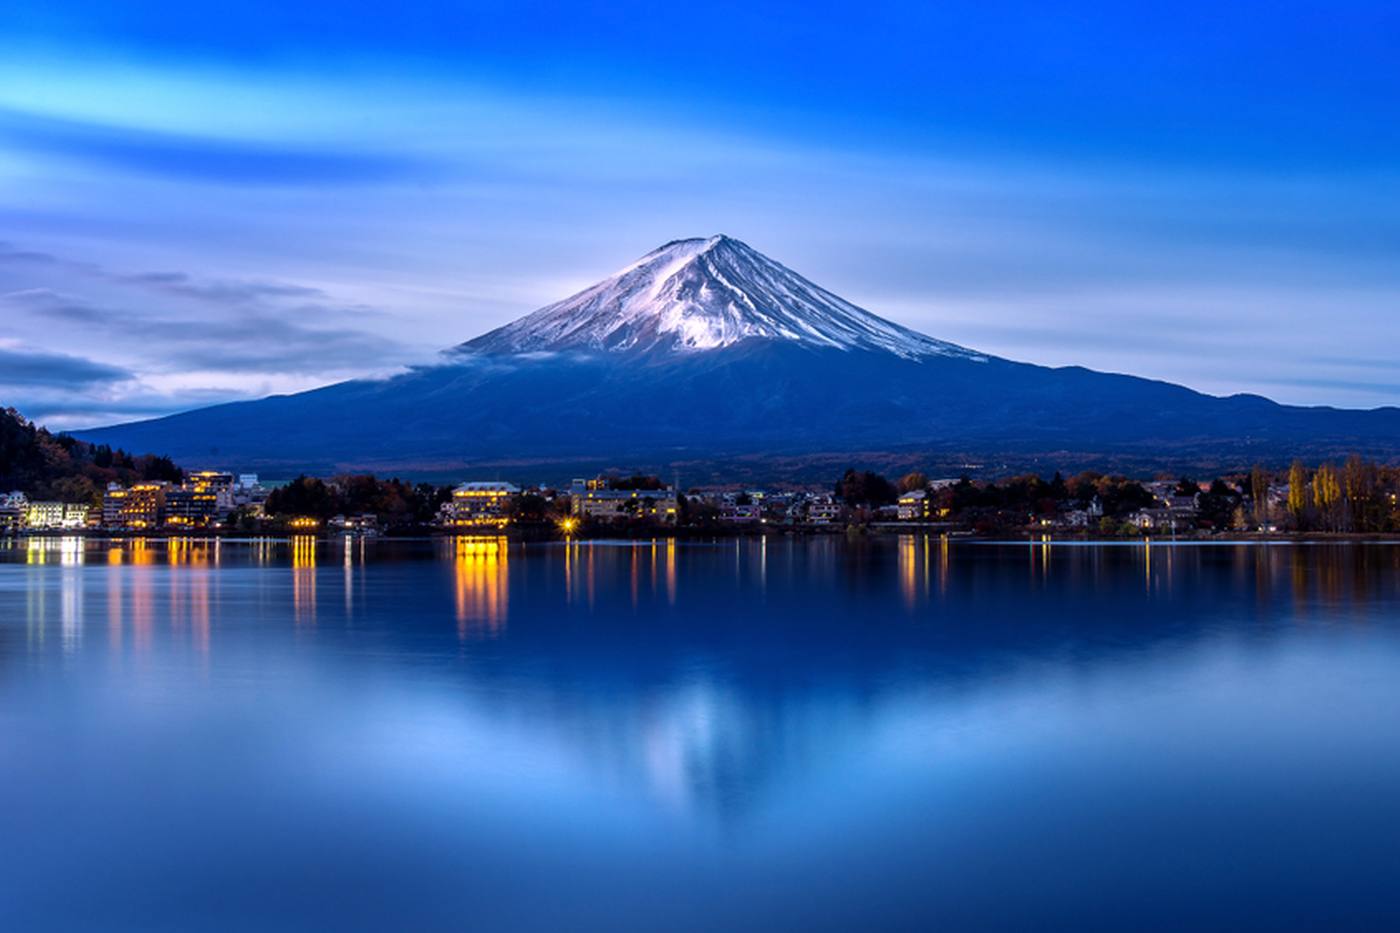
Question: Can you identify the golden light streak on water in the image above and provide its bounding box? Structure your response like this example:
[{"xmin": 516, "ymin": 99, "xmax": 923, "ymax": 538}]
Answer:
[
  {"xmin": 107, "ymin": 548, "xmax": 124, "ymax": 653},
  {"xmin": 899, "ymin": 534, "xmax": 917, "ymax": 611},
  {"xmin": 292, "ymin": 535, "xmax": 317, "ymax": 626},
  {"xmin": 453, "ymin": 536, "xmax": 508, "ymax": 639},
  {"xmin": 131, "ymin": 542, "xmax": 153, "ymax": 655},
  {"xmin": 665, "ymin": 538, "xmax": 676, "ymax": 606},
  {"xmin": 630, "ymin": 543, "xmax": 640, "ymax": 610},
  {"xmin": 939, "ymin": 534, "xmax": 949, "ymax": 598}
]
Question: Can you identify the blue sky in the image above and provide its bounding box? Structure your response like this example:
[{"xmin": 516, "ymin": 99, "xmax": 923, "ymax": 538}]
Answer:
[{"xmin": 2, "ymin": 1, "xmax": 1398, "ymax": 427}]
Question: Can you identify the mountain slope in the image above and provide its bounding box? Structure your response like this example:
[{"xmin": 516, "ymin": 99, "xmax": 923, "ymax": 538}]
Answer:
[
  {"xmin": 462, "ymin": 235, "xmax": 980, "ymax": 360},
  {"xmin": 81, "ymin": 236, "xmax": 1400, "ymax": 479}
]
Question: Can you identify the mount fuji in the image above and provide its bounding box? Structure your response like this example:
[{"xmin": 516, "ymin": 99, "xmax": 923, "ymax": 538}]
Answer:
[
  {"xmin": 83, "ymin": 236, "xmax": 1400, "ymax": 479},
  {"xmin": 463, "ymin": 235, "xmax": 979, "ymax": 360}
]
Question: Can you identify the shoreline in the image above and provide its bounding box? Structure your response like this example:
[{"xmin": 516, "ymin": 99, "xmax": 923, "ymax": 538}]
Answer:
[{"xmin": 8, "ymin": 528, "xmax": 1400, "ymax": 545}]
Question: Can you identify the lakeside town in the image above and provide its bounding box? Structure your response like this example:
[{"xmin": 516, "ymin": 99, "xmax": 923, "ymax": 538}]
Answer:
[
  {"xmin": 6, "ymin": 462, "xmax": 1400, "ymax": 539},
  {"xmin": 5, "ymin": 404, "xmax": 1400, "ymax": 538}
]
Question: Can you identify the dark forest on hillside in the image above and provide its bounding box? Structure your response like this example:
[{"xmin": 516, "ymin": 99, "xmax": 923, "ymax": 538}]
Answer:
[{"xmin": 0, "ymin": 407, "xmax": 182, "ymax": 504}]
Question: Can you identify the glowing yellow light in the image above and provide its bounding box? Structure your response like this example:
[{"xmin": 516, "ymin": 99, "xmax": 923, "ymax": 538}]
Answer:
[{"xmin": 453, "ymin": 535, "xmax": 508, "ymax": 636}]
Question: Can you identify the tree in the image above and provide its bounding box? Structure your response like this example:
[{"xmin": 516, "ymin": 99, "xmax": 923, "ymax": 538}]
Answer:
[
  {"xmin": 1249, "ymin": 465, "xmax": 1270, "ymax": 526},
  {"xmin": 1096, "ymin": 478, "xmax": 1153, "ymax": 515},
  {"xmin": 0, "ymin": 407, "xmax": 184, "ymax": 499},
  {"xmin": 50, "ymin": 475, "xmax": 100, "ymax": 507},
  {"xmin": 1174, "ymin": 477, "xmax": 1200, "ymax": 498},
  {"xmin": 949, "ymin": 475, "xmax": 979, "ymax": 511},
  {"xmin": 1342, "ymin": 453, "xmax": 1379, "ymax": 532},
  {"xmin": 1197, "ymin": 479, "xmax": 1242, "ymax": 530},
  {"xmin": 1313, "ymin": 462, "xmax": 1341, "ymax": 531},
  {"xmin": 136, "ymin": 454, "xmax": 183, "ymax": 484},
  {"xmin": 835, "ymin": 469, "xmax": 897, "ymax": 507},
  {"xmin": 507, "ymin": 493, "xmax": 551, "ymax": 523},
  {"xmin": 607, "ymin": 474, "xmax": 664, "ymax": 491},
  {"xmin": 264, "ymin": 476, "xmax": 337, "ymax": 519},
  {"xmin": 1287, "ymin": 460, "xmax": 1309, "ymax": 524},
  {"xmin": 678, "ymin": 494, "xmax": 719, "ymax": 526},
  {"xmin": 897, "ymin": 471, "xmax": 928, "ymax": 493}
]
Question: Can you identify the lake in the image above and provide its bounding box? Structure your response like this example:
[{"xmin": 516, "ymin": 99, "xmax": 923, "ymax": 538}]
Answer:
[{"xmin": 4, "ymin": 535, "xmax": 1400, "ymax": 930}]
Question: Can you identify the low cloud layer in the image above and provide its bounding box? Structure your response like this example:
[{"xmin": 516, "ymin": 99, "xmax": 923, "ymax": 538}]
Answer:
[
  {"xmin": 0, "ymin": 345, "xmax": 132, "ymax": 386},
  {"xmin": 0, "ymin": 242, "xmax": 429, "ymax": 428}
]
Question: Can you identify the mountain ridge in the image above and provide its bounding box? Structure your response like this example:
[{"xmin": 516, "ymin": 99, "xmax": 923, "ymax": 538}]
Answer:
[
  {"xmin": 460, "ymin": 235, "xmax": 982, "ymax": 360},
  {"xmin": 77, "ymin": 236, "xmax": 1400, "ymax": 480}
]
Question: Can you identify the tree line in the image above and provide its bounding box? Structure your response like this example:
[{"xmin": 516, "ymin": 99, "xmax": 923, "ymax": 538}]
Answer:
[
  {"xmin": 1283, "ymin": 456, "xmax": 1400, "ymax": 533},
  {"xmin": 0, "ymin": 407, "xmax": 183, "ymax": 504},
  {"xmin": 261, "ymin": 475, "xmax": 451, "ymax": 526},
  {"xmin": 834, "ymin": 459, "xmax": 1400, "ymax": 534}
]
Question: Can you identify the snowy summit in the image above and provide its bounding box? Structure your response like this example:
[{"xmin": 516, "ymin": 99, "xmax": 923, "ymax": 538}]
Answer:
[{"xmin": 461, "ymin": 235, "xmax": 980, "ymax": 360}]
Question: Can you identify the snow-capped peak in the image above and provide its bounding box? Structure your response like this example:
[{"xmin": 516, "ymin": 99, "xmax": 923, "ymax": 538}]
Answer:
[{"xmin": 460, "ymin": 235, "xmax": 982, "ymax": 360}]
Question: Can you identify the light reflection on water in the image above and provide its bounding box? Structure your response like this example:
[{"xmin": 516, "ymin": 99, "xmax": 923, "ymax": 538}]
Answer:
[
  {"xmin": 3, "ymin": 536, "xmax": 1400, "ymax": 930},
  {"xmin": 449, "ymin": 535, "xmax": 508, "ymax": 637}
]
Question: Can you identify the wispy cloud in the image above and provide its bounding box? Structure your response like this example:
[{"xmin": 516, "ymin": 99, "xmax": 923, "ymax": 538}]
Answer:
[
  {"xmin": 0, "ymin": 344, "xmax": 132, "ymax": 386},
  {"xmin": 0, "ymin": 241, "xmax": 431, "ymax": 426},
  {"xmin": 117, "ymin": 271, "xmax": 327, "ymax": 303},
  {"xmin": 6, "ymin": 287, "xmax": 408, "ymax": 374},
  {"xmin": 0, "ymin": 106, "xmax": 427, "ymax": 186},
  {"xmin": 8, "ymin": 383, "xmax": 265, "ymax": 431}
]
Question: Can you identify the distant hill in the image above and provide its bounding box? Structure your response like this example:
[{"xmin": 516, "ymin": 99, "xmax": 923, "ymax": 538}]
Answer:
[
  {"xmin": 80, "ymin": 236, "xmax": 1400, "ymax": 481},
  {"xmin": 0, "ymin": 407, "xmax": 182, "ymax": 502}
]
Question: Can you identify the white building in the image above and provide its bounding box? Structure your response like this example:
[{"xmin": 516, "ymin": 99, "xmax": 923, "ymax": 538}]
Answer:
[
  {"xmin": 719, "ymin": 502, "xmax": 762, "ymax": 523},
  {"xmin": 806, "ymin": 495, "xmax": 843, "ymax": 525},
  {"xmin": 570, "ymin": 478, "xmax": 678, "ymax": 524},
  {"xmin": 0, "ymin": 491, "xmax": 28, "ymax": 531},
  {"xmin": 897, "ymin": 489, "xmax": 929, "ymax": 521},
  {"xmin": 442, "ymin": 481, "xmax": 520, "ymax": 529},
  {"xmin": 25, "ymin": 501, "xmax": 91, "ymax": 530}
]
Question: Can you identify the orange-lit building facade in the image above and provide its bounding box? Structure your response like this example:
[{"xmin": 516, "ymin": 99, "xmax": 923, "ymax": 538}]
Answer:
[
  {"xmin": 102, "ymin": 482, "xmax": 169, "ymax": 529},
  {"xmin": 164, "ymin": 488, "xmax": 220, "ymax": 527},
  {"xmin": 441, "ymin": 482, "xmax": 520, "ymax": 529}
]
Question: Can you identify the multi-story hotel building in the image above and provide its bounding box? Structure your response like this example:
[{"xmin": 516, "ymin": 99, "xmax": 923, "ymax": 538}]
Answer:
[
  {"xmin": 441, "ymin": 481, "xmax": 520, "ymax": 529},
  {"xmin": 569, "ymin": 477, "xmax": 679, "ymax": 524},
  {"xmin": 187, "ymin": 471, "xmax": 235, "ymax": 497},
  {"xmin": 24, "ymin": 501, "xmax": 91, "ymax": 530},
  {"xmin": 896, "ymin": 489, "xmax": 930, "ymax": 521},
  {"xmin": 165, "ymin": 488, "xmax": 221, "ymax": 527},
  {"xmin": 103, "ymin": 482, "xmax": 169, "ymax": 529}
]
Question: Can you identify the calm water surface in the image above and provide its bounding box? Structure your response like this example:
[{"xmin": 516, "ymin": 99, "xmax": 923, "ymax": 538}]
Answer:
[{"xmin": 4, "ymin": 535, "xmax": 1400, "ymax": 931}]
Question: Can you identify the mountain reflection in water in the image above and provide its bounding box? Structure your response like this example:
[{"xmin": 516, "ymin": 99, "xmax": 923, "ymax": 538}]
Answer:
[{"xmin": 4, "ymin": 536, "xmax": 1400, "ymax": 931}]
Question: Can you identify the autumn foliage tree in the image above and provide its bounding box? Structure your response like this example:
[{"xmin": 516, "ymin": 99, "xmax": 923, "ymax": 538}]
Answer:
[
  {"xmin": 0, "ymin": 407, "xmax": 183, "ymax": 503},
  {"xmin": 897, "ymin": 471, "xmax": 929, "ymax": 493},
  {"xmin": 1287, "ymin": 460, "xmax": 1310, "ymax": 524},
  {"xmin": 1312, "ymin": 462, "xmax": 1342, "ymax": 531}
]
